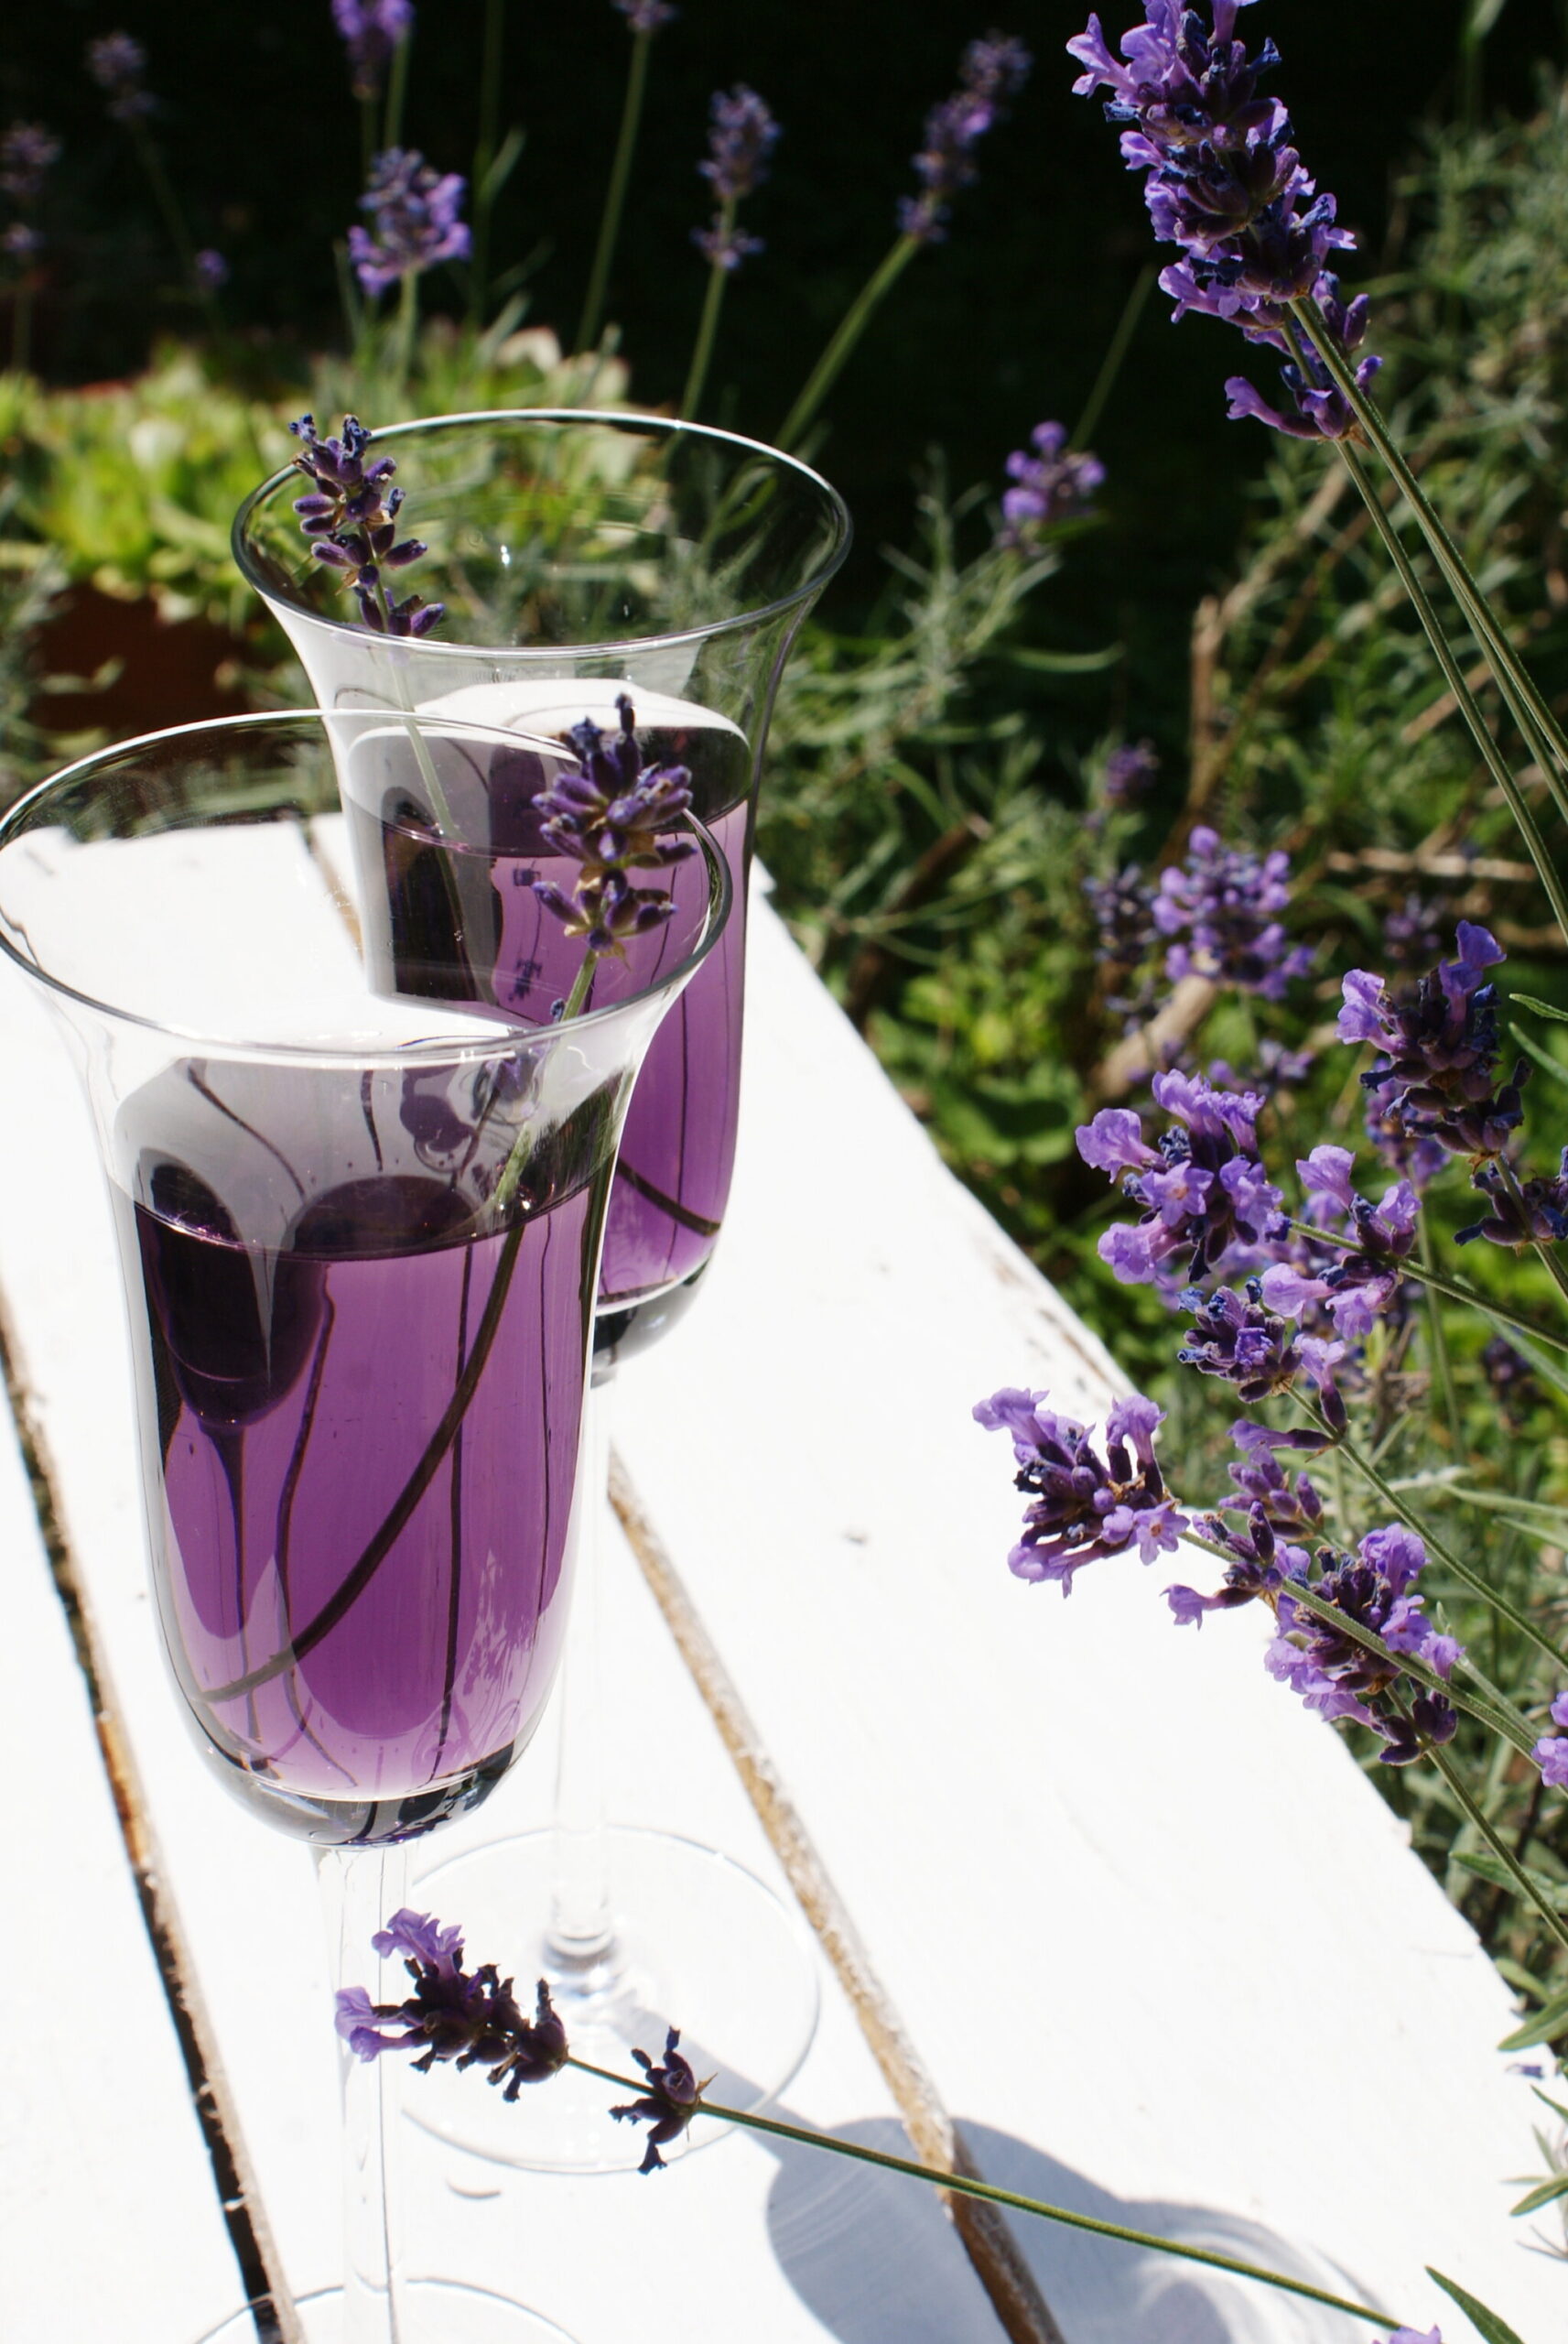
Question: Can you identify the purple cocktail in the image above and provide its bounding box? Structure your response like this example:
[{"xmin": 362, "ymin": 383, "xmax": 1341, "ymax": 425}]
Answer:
[{"xmin": 120, "ymin": 1152, "xmax": 592, "ymax": 1842}]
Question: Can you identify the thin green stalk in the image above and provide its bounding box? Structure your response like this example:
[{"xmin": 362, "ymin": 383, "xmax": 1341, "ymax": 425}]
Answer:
[
  {"xmin": 1420, "ymin": 1215, "xmax": 1465, "ymax": 1455},
  {"xmin": 10, "ymin": 278, "xmax": 32, "ymax": 374},
  {"xmin": 681, "ymin": 204, "xmax": 734, "ymax": 418},
  {"xmin": 383, "ymin": 27, "xmax": 413, "ymax": 154},
  {"xmin": 1071, "ymin": 264, "xmax": 1154, "ymax": 452},
  {"xmin": 392, "ymin": 268, "xmax": 420, "ymax": 398},
  {"xmin": 1325, "ymin": 423, "xmax": 1568, "ymax": 948},
  {"xmin": 128, "ymin": 118, "xmax": 201, "ymax": 296},
  {"xmin": 1426, "ymin": 1731, "xmax": 1568, "ymax": 1956},
  {"xmin": 1292, "ymin": 293, "xmax": 1568, "ymax": 837},
  {"xmin": 775, "ymin": 233, "xmax": 921, "ymax": 453},
  {"xmin": 577, "ymin": 25, "xmax": 653, "ymax": 353},
  {"xmin": 561, "ymin": 2056, "xmax": 1398, "ymax": 2328},
  {"xmin": 469, "ymin": 0, "xmax": 506, "ymax": 323},
  {"xmin": 1300, "ymin": 1402, "xmax": 1568, "ymax": 1688},
  {"xmin": 360, "ymin": 92, "xmax": 377, "ymax": 184},
  {"xmin": 1282, "ymin": 1216, "xmax": 1568, "ymax": 1355}
]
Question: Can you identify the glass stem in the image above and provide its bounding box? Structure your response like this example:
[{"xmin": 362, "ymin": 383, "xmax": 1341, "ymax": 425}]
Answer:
[
  {"xmin": 317, "ymin": 1840, "xmax": 412, "ymax": 2344},
  {"xmin": 544, "ymin": 1362, "xmax": 621, "ymax": 1983}
]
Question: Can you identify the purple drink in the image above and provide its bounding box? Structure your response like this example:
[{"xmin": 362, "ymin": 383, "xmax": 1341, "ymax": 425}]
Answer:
[
  {"xmin": 348, "ymin": 711, "xmax": 752, "ymax": 1350},
  {"xmin": 114, "ymin": 1062, "xmax": 603, "ymax": 1846}
]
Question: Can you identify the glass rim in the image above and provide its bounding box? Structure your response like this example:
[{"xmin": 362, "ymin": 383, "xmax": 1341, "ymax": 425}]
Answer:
[
  {"xmin": 231, "ymin": 407, "xmax": 853, "ymax": 663},
  {"xmin": 0, "ymin": 707, "xmax": 733, "ymax": 1066}
]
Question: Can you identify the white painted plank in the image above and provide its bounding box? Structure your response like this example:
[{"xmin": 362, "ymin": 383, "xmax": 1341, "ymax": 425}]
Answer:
[
  {"xmin": 612, "ymin": 895, "xmax": 1565, "ymax": 2344},
  {"xmin": 0, "ymin": 863, "xmax": 999, "ymax": 2334},
  {"xmin": 0, "ymin": 1380, "xmax": 240, "ymax": 2341}
]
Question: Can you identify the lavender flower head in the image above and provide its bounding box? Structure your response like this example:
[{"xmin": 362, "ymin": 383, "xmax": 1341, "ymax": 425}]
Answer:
[
  {"xmin": 1152, "ymin": 826, "xmax": 1312, "ymax": 998},
  {"xmin": 1260, "ymin": 1145, "xmax": 1418, "ymax": 1340},
  {"xmin": 901, "ymin": 33, "xmax": 1032, "ymax": 244},
  {"xmin": 86, "ymin": 32, "xmax": 156, "ymax": 123},
  {"xmin": 1264, "ymin": 1525, "xmax": 1462, "ymax": 1764},
  {"xmin": 1531, "ymin": 1691, "xmax": 1568, "ymax": 1790},
  {"xmin": 1076, "ymin": 1069, "xmax": 1285, "ymax": 1288},
  {"xmin": 193, "ymin": 248, "xmax": 229, "ymax": 294},
  {"xmin": 694, "ymin": 85, "xmax": 779, "ymax": 272},
  {"xmin": 0, "ymin": 123, "xmax": 60, "ymax": 204},
  {"xmin": 349, "ymin": 148, "xmax": 470, "ymax": 296},
  {"xmin": 1067, "ymin": 5, "xmax": 1380, "ymax": 440},
  {"xmin": 333, "ymin": 0, "xmax": 415, "ymax": 102},
  {"xmin": 610, "ymin": 2028, "xmax": 708, "ymax": 2172},
  {"xmin": 1338, "ymin": 922, "xmax": 1528, "ymax": 1160},
  {"xmin": 998, "ymin": 422, "xmax": 1105, "ymax": 548},
  {"xmin": 1102, "ymin": 738, "xmax": 1159, "ymax": 807},
  {"xmin": 612, "ymin": 0, "xmax": 677, "ymax": 29},
  {"xmin": 336, "ymin": 1909, "xmax": 568, "ymax": 2099},
  {"xmin": 532, "ymin": 695, "xmax": 697, "ymax": 959},
  {"xmin": 287, "ymin": 413, "xmax": 444, "ymax": 637},
  {"xmin": 975, "ymin": 1385, "xmax": 1188, "ymax": 1592}
]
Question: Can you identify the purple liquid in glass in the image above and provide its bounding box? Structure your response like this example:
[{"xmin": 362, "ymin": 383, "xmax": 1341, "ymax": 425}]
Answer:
[
  {"xmin": 114, "ymin": 1090, "xmax": 600, "ymax": 1845},
  {"xmin": 349, "ymin": 719, "xmax": 752, "ymax": 1340}
]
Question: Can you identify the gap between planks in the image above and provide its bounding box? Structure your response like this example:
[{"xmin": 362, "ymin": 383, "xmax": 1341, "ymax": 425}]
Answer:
[
  {"xmin": 608, "ymin": 1445, "xmax": 1070, "ymax": 2344},
  {"xmin": 0, "ymin": 1292, "xmax": 305, "ymax": 2344}
]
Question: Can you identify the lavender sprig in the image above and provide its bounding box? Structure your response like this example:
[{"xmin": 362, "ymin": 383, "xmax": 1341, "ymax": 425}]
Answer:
[
  {"xmin": 530, "ymin": 694, "xmax": 696, "ymax": 1015},
  {"xmin": 1076, "ymin": 1070, "xmax": 1285, "ymax": 1291},
  {"xmin": 341, "ymin": 1913, "xmax": 1422, "ymax": 2331},
  {"xmin": 0, "ymin": 123, "xmax": 60, "ymax": 208},
  {"xmin": 1152, "ymin": 826, "xmax": 1313, "ymax": 999},
  {"xmin": 682, "ymin": 86, "xmax": 780, "ymax": 416},
  {"xmin": 996, "ymin": 421, "xmax": 1105, "ymax": 550},
  {"xmin": 900, "ymin": 33, "xmax": 1033, "ymax": 246},
  {"xmin": 577, "ymin": 0, "xmax": 677, "ymax": 353},
  {"xmin": 776, "ymin": 32, "xmax": 1032, "ymax": 451},
  {"xmin": 973, "ymin": 1386, "xmax": 1188, "ymax": 1591},
  {"xmin": 1067, "ymin": 4, "xmax": 1379, "ymax": 442},
  {"xmin": 287, "ymin": 413, "xmax": 444, "ymax": 638}
]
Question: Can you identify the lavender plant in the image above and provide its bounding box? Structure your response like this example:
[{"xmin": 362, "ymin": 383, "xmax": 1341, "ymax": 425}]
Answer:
[
  {"xmin": 85, "ymin": 31, "xmax": 214, "ymax": 312},
  {"xmin": 576, "ymin": 0, "xmax": 679, "ymax": 355},
  {"xmin": 1, "ymin": 122, "xmax": 59, "ymax": 370}
]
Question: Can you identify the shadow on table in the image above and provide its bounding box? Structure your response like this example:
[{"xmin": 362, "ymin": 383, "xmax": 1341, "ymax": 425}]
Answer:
[{"xmin": 758, "ymin": 2114, "xmax": 1374, "ymax": 2343}]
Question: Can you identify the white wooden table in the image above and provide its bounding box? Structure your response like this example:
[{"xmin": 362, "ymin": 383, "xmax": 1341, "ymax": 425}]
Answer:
[{"xmin": 2, "ymin": 888, "xmax": 1560, "ymax": 2344}]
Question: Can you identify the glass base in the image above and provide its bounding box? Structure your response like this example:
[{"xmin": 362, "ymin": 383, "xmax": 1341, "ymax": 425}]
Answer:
[
  {"xmin": 408, "ymin": 1825, "xmax": 820, "ymax": 2174},
  {"xmin": 199, "ymin": 2281, "xmax": 576, "ymax": 2342}
]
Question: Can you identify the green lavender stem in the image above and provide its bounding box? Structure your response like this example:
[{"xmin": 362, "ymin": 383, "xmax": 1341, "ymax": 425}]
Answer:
[
  {"xmin": 775, "ymin": 233, "xmax": 921, "ymax": 453},
  {"xmin": 1292, "ymin": 294, "xmax": 1568, "ymax": 839},
  {"xmin": 1323, "ymin": 421, "xmax": 1568, "ymax": 948},
  {"xmin": 383, "ymin": 27, "xmax": 413, "ymax": 155},
  {"xmin": 1297, "ymin": 1401, "xmax": 1568, "ymax": 1691},
  {"xmin": 561, "ymin": 2056, "xmax": 1398, "ymax": 2330},
  {"xmin": 1072, "ymin": 264, "xmax": 1154, "ymax": 451},
  {"xmin": 1420, "ymin": 1214, "xmax": 1465, "ymax": 1455},
  {"xmin": 1426, "ymin": 1731, "xmax": 1568, "ymax": 1957},
  {"xmin": 577, "ymin": 26, "xmax": 654, "ymax": 354},
  {"xmin": 469, "ymin": 0, "xmax": 506, "ymax": 324},
  {"xmin": 681, "ymin": 203, "xmax": 735, "ymax": 419}
]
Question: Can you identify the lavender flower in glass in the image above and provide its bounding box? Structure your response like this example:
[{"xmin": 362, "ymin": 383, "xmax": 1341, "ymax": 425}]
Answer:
[
  {"xmin": 0, "ymin": 711, "xmax": 726, "ymax": 2342},
  {"xmin": 232, "ymin": 409, "xmax": 849, "ymax": 2173}
]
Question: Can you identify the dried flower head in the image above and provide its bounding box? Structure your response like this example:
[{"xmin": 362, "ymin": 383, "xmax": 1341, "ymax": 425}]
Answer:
[
  {"xmin": 337, "ymin": 1909, "xmax": 568, "ymax": 2099},
  {"xmin": 976, "ymin": 1386, "xmax": 1188, "ymax": 1591},
  {"xmin": 609, "ymin": 2028, "xmax": 708, "ymax": 2172},
  {"xmin": 901, "ymin": 32, "xmax": 1032, "ymax": 244},
  {"xmin": 86, "ymin": 32, "xmax": 156, "ymax": 123},
  {"xmin": 332, "ymin": 0, "xmax": 415, "ymax": 102},
  {"xmin": 998, "ymin": 421, "xmax": 1105, "ymax": 548},
  {"xmin": 349, "ymin": 147, "xmax": 470, "ymax": 295},
  {"xmin": 531, "ymin": 694, "xmax": 697, "ymax": 958},
  {"xmin": 287, "ymin": 413, "xmax": 444, "ymax": 637},
  {"xmin": 0, "ymin": 123, "xmax": 60, "ymax": 204}
]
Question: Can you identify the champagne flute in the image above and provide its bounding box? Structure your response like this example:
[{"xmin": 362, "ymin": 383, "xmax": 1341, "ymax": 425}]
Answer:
[
  {"xmin": 0, "ymin": 709, "xmax": 729, "ymax": 2334},
  {"xmin": 234, "ymin": 413, "xmax": 849, "ymax": 2168}
]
